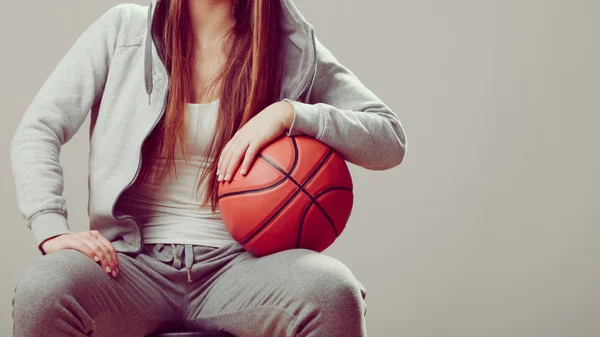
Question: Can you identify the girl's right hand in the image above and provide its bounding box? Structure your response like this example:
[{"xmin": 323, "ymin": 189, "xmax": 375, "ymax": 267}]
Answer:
[{"xmin": 40, "ymin": 230, "xmax": 120, "ymax": 278}]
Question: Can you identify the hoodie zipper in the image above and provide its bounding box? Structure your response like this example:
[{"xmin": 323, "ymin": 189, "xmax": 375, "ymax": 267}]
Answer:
[
  {"xmin": 109, "ymin": 90, "xmax": 168, "ymax": 254},
  {"xmin": 109, "ymin": 3, "xmax": 169, "ymax": 255}
]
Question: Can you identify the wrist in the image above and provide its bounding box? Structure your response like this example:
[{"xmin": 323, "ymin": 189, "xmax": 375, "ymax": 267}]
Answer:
[{"xmin": 279, "ymin": 100, "xmax": 295, "ymax": 129}]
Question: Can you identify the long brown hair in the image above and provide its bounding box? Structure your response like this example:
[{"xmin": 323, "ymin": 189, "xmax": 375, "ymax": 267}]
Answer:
[{"xmin": 137, "ymin": 0, "xmax": 283, "ymax": 211}]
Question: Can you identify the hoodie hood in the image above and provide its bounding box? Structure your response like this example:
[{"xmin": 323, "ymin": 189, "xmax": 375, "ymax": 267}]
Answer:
[{"xmin": 144, "ymin": 0, "xmax": 317, "ymax": 104}]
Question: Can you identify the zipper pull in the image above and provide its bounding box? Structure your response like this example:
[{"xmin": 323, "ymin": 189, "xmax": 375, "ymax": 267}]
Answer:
[{"xmin": 186, "ymin": 267, "xmax": 192, "ymax": 283}]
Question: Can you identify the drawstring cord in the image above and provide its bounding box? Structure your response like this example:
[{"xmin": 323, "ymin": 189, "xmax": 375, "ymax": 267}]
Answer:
[
  {"xmin": 151, "ymin": 243, "xmax": 195, "ymax": 283},
  {"xmin": 184, "ymin": 244, "xmax": 193, "ymax": 283},
  {"xmin": 144, "ymin": 1, "xmax": 154, "ymax": 105}
]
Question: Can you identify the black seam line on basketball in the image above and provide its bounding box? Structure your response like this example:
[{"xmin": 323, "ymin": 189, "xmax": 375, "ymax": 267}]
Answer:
[
  {"xmin": 217, "ymin": 173, "xmax": 287, "ymax": 200},
  {"xmin": 260, "ymin": 146, "xmax": 335, "ymax": 197},
  {"xmin": 233, "ymin": 139, "xmax": 333, "ymax": 200},
  {"xmin": 217, "ymin": 136, "xmax": 300, "ymax": 200},
  {"xmin": 297, "ymin": 185, "xmax": 350, "ymax": 238},
  {"xmin": 257, "ymin": 155, "xmax": 302, "ymax": 187},
  {"xmin": 254, "ymin": 136, "xmax": 302, "ymax": 187},
  {"xmin": 313, "ymin": 186, "xmax": 353, "ymax": 198},
  {"xmin": 295, "ymin": 186, "xmax": 353, "ymax": 248},
  {"xmin": 298, "ymin": 182, "xmax": 353, "ymax": 208},
  {"xmin": 240, "ymin": 150, "xmax": 332, "ymax": 244},
  {"xmin": 296, "ymin": 200, "xmax": 313, "ymax": 248},
  {"xmin": 239, "ymin": 149, "xmax": 333, "ymax": 245}
]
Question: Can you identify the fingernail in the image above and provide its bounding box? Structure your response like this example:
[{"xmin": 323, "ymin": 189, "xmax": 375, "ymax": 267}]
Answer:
[
  {"xmin": 216, "ymin": 169, "xmax": 220, "ymax": 175},
  {"xmin": 218, "ymin": 174, "xmax": 223, "ymax": 181},
  {"xmin": 106, "ymin": 266, "xmax": 111, "ymax": 273},
  {"xmin": 224, "ymin": 174, "xmax": 230, "ymax": 181},
  {"xmin": 241, "ymin": 169, "xmax": 246, "ymax": 175},
  {"xmin": 112, "ymin": 270, "xmax": 117, "ymax": 277},
  {"xmin": 94, "ymin": 256, "xmax": 100, "ymax": 262}
]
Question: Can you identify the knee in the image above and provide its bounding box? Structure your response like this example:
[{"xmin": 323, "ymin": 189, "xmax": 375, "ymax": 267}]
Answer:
[
  {"xmin": 13, "ymin": 249, "xmax": 98, "ymax": 317},
  {"xmin": 290, "ymin": 250, "xmax": 368, "ymax": 316}
]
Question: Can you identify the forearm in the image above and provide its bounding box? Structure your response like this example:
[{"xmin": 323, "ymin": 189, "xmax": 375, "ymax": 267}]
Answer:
[{"xmin": 285, "ymin": 99, "xmax": 405, "ymax": 170}]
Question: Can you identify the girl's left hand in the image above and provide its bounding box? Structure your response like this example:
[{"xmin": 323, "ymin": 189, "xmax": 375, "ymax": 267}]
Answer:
[{"xmin": 217, "ymin": 101, "xmax": 295, "ymax": 182}]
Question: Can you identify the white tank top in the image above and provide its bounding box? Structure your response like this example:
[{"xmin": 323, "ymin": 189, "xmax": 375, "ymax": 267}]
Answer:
[{"xmin": 115, "ymin": 100, "xmax": 237, "ymax": 248}]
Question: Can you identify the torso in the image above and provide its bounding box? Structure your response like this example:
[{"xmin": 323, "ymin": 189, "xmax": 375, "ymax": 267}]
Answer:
[{"xmin": 115, "ymin": 100, "xmax": 237, "ymax": 247}]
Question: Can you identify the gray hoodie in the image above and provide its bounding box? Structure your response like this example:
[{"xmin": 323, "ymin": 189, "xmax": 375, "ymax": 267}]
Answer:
[{"xmin": 10, "ymin": 0, "xmax": 407, "ymax": 255}]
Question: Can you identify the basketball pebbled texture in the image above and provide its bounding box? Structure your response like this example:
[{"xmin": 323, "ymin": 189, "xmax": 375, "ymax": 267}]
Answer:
[{"xmin": 217, "ymin": 135, "xmax": 354, "ymax": 257}]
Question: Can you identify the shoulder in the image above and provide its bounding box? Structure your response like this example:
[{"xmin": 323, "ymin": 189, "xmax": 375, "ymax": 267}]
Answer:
[
  {"xmin": 94, "ymin": 3, "xmax": 150, "ymax": 48},
  {"xmin": 312, "ymin": 35, "xmax": 346, "ymax": 77}
]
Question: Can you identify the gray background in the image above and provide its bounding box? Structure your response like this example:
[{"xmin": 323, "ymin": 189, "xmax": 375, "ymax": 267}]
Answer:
[{"xmin": 2, "ymin": 0, "xmax": 599, "ymax": 336}]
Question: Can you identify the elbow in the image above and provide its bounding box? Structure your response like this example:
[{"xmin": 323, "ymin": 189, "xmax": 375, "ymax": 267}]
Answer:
[
  {"xmin": 369, "ymin": 122, "xmax": 407, "ymax": 170},
  {"xmin": 388, "ymin": 142, "xmax": 406, "ymax": 169},
  {"xmin": 357, "ymin": 137, "xmax": 406, "ymax": 171},
  {"xmin": 370, "ymin": 141, "xmax": 406, "ymax": 171},
  {"xmin": 375, "ymin": 114, "xmax": 407, "ymax": 170}
]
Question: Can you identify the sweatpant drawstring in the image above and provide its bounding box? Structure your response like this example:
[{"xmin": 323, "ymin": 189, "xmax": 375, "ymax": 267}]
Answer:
[
  {"xmin": 150, "ymin": 243, "xmax": 194, "ymax": 283},
  {"xmin": 184, "ymin": 244, "xmax": 193, "ymax": 283}
]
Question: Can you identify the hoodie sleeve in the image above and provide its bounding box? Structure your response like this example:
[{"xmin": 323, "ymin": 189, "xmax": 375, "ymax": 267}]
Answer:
[
  {"xmin": 9, "ymin": 5, "xmax": 124, "ymax": 255},
  {"xmin": 284, "ymin": 36, "xmax": 407, "ymax": 170}
]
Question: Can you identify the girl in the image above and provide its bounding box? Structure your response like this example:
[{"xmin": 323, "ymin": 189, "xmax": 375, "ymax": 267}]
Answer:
[{"xmin": 11, "ymin": 0, "xmax": 406, "ymax": 336}]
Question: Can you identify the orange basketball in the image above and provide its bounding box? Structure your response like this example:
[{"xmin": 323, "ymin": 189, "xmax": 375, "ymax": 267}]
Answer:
[{"xmin": 217, "ymin": 135, "xmax": 354, "ymax": 257}]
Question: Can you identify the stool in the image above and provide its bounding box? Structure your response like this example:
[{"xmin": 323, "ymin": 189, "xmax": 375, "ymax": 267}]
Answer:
[{"xmin": 146, "ymin": 331, "xmax": 236, "ymax": 337}]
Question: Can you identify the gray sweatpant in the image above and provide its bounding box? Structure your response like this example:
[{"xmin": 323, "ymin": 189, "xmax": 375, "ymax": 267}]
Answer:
[{"xmin": 12, "ymin": 242, "xmax": 368, "ymax": 337}]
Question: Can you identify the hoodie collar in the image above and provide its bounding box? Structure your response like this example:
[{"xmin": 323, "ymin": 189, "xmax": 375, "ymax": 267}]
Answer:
[{"xmin": 144, "ymin": 0, "xmax": 316, "ymax": 104}]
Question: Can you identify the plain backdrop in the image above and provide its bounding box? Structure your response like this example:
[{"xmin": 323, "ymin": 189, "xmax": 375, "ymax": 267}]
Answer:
[{"xmin": 2, "ymin": 0, "xmax": 599, "ymax": 336}]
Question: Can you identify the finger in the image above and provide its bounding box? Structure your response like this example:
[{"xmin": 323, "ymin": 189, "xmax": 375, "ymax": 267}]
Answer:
[
  {"xmin": 90, "ymin": 230, "xmax": 118, "ymax": 270},
  {"xmin": 217, "ymin": 139, "xmax": 235, "ymax": 179},
  {"xmin": 73, "ymin": 236, "xmax": 108, "ymax": 272},
  {"xmin": 65, "ymin": 237, "xmax": 97, "ymax": 261},
  {"xmin": 90, "ymin": 230, "xmax": 119, "ymax": 273},
  {"xmin": 78, "ymin": 233, "xmax": 112, "ymax": 275},
  {"xmin": 218, "ymin": 134, "xmax": 238, "ymax": 168},
  {"xmin": 225, "ymin": 141, "xmax": 250, "ymax": 181},
  {"xmin": 93, "ymin": 239, "xmax": 115, "ymax": 275},
  {"xmin": 217, "ymin": 146, "xmax": 227, "ymax": 175},
  {"xmin": 240, "ymin": 142, "xmax": 262, "ymax": 176},
  {"xmin": 82, "ymin": 231, "xmax": 115, "ymax": 274},
  {"xmin": 219, "ymin": 140, "xmax": 238, "ymax": 181}
]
